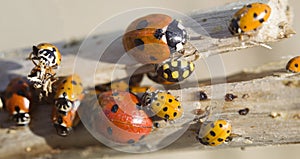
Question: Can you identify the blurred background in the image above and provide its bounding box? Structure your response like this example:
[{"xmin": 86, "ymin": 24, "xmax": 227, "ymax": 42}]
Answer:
[{"xmin": 0, "ymin": 0, "xmax": 299, "ymax": 158}]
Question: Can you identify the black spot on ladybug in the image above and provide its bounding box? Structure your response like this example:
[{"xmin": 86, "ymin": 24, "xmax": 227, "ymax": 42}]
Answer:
[
  {"xmin": 136, "ymin": 20, "xmax": 148, "ymax": 30},
  {"xmin": 163, "ymin": 107, "xmax": 168, "ymax": 112},
  {"xmin": 164, "ymin": 114, "xmax": 170, "ymax": 119},
  {"xmin": 14, "ymin": 106, "xmax": 20, "ymax": 112},
  {"xmin": 227, "ymin": 130, "xmax": 230, "ymax": 134},
  {"xmin": 253, "ymin": 13, "xmax": 258, "ymax": 18},
  {"xmin": 139, "ymin": 135, "xmax": 145, "ymax": 140},
  {"xmin": 219, "ymin": 123, "xmax": 223, "ymax": 128},
  {"xmin": 173, "ymin": 112, "xmax": 177, "ymax": 117},
  {"xmin": 168, "ymin": 99, "xmax": 173, "ymax": 103},
  {"xmin": 68, "ymin": 87, "xmax": 71, "ymax": 90},
  {"xmin": 62, "ymin": 80, "xmax": 67, "ymax": 84},
  {"xmin": 211, "ymin": 142, "xmax": 215, "ymax": 145},
  {"xmin": 156, "ymin": 103, "xmax": 160, "ymax": 106},
  {"xmin": 246, "ymin": 4, "xmax": 252, "ymax": 8},
  {"xmin": 206, "ymin": 137, "xmax": 210, "ymax": 141},
  {"xmin": 225, "ymin": 93, "xmax": 238, "ymax": 101},
  {"xmin": 71, "ymin": 80, "xmax": 77, "ymax": 85},
  {"xmin": 160, "ymin": 96, "xmax": 164, "ymax": 99},
  {"xmin": 150, "ymin": 56, "xmax": 158, "ymax": 61},
  {"xmin": 210, "ymin": 131, "xmax": 216, "ymax": 137},
  {"xmin": 259, "ymin": 18, "xmax": 265, "ymax": 23},
  {"xmin": 134, "ymin": 39, "xmax": 144, "ymax": 51},
  {"xmin": 198, "ymin": 91, "xmax": 208, "ymax": 101},
  {"xmin": 295, "ymin": 63, "xmax": 298, "ymax": 68},
  {"xmin": 238, "ymin": 108, "xmax": 250, "ymax": 115},
  {"xmin": 217, "ymin": 138, "xmax": 224, "ymax": 142},
  {"xmin": 111, "ymin": 104, "xmax": 119, "ymax": 113},
  {"xmin": 61, "ymin": 87, "xmax": 64, "ymax": 90},
  {"xmin": 178, "ymin": 106, "xmax": 181, "ymax": 109},
  {"xmin": 107, "ymin": 127, "xmax": 113, "ymax": 135},
  {"xmin": 127, "ymin": 139, "xmax": 135, "ymax": 144},
  {"xmin": 244, "ymin": 26, "xmax": 247, "ymax": 29}
]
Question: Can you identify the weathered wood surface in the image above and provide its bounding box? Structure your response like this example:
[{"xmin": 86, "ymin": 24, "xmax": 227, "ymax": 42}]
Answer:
[{"xmin": 0, "ymin": 0, "xmax": 298, "ymax": 158}]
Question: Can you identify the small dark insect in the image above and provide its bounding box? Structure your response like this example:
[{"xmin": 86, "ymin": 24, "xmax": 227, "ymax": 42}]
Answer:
[
  {"xmin": 198, "ymin": 91, "xmax": 208, "ymax": 101},
  {"xmin": 238, "ymin": 108, "xmax": 250, "ymax": 115},
  {"xmin": 225, "ymin": 93, "xmax": 238, "ymax": 101},
  {"xmin": 193, "ymin": 109, "xmax": 206, "ymax": 116}
]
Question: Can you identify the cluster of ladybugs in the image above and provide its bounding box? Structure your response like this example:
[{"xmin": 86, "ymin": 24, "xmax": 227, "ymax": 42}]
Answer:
[
  {"xmin": 3, "ymin": 43, "xmax": 85, "ymax": 136},
  {"xmin": 3, "ymin": 2, "xmax": 297, "ymax": 147}
]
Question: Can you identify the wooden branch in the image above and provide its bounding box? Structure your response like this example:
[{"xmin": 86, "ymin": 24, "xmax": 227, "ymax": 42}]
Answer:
[{"xmin": 0, "ymin": 0, "xmax": 298, "ymax": 158}]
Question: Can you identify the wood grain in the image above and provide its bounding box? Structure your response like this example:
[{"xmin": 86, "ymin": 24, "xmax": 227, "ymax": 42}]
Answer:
[{"xmin": 0, "ymin": 0, "xmax": 298, "ymax": 158}]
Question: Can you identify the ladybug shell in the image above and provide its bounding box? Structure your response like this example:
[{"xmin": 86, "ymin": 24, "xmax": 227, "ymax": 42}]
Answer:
[
  {"xmin": 96, "ymin": 91, "xmax": 153, "ymax": 144},
  {"xmin": 198, "ymin": 120, "xmax": 231, "ymax": 146},
  {"xmin": 142, "ymin": 90, "xmax": 183, "ymax": 120},
  {"xmin": 32, "ymin": 43, "xmax": 62, "ymax": 68},
  {"xmin": 157, "ymin": 59, "xmax": 195, "ymax": 82},
  {"xmin": 54, "ymin": 74, "xmax": 84, "ymax": 114},
  {"xmin": 123, "ymin": 14, "xmax": 172, "ymax": 64},
  {"xmin": 229, "ymin": 3, "xmax": 271, "ymax": 35},
  {"xmin": 52, "ymin": 106, "xmax": 79, "ymax": 136},
  {"xmin": 286, "ymin": 56, "xmax": 300, "ymax": 73},
  {"xmin": 5, "ymin": 77, "xmax": 32, "ymax": 125}
]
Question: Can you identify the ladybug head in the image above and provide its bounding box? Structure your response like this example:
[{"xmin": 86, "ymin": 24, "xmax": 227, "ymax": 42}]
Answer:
[
  {"xmin": 165, "ymin": 20, "xmax": 188, "ymax": 52},
  {"xmin": 54, "ymin": 120, "xmax": 73, "ymax": 137},
  {"xmin": 55, "ymin": 98, "xmax": 73, "ymax": 115},
  {"xmin": 13, "ymin": 112, "xmax": 31, "ymax": 126},
  {"xmin": 229, "ymin": 18, "xmax": 242, "ymax": 35}
]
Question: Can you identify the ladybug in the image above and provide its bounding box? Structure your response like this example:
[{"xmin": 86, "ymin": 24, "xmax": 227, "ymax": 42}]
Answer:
[
  {"xmin": 4, "ymin": 77, "xmax": 32, "ymax": 126},
  {"xmin": 28, "ymin": 43, "xmax": 62, "ymax": 69},
  {"xmin": 54, "ymin": 74, "xmax": 84, "ymax": 115},
  {"xmin": 123, "ymin": 14, "xmax": 188, "ymax": 64},
  {"xmin": 52, "ymin": 105, "xmax": 80, "ymax": 136},
  {"xmin": 198, "ymin": 119, "xmax": 232, "ymax": 146},
  {"xmin": 229, "ymin": 3, "xmax": 271, "ymax": 36},
  {"xmin": 142, "ymin": 90, "xmax": 183, "ymax": 120},
  {"xmin": 286, "ymin": 56, "xmax": 300, "ymax": 73},
  {"xmin": 95, "ymin": 91, "xmax": 152, "ymax": 144},
  {"xmin": 157, "ymin": 58, "xmax": 195, "ymax": 82}
]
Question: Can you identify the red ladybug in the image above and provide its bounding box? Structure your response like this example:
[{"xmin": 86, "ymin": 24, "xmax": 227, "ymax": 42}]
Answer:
[
  {"xmin": 4, "ymin": 77, "xmax": 32, "ymax": 126},
  {"xmin": 123, "ymin": 14, "xmax": 188, "ymax": 64},
  {"xmin": 94, "ymin": 91, "xmax": 153, "ymax": 144}
]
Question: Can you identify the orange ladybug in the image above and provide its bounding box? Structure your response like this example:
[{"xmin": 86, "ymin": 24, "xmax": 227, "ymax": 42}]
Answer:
[
  {"xmin": 123, "ymin": 14, "xmax": 188, "ymax": 64},
  {"xmin": 229, "ymin": 3, "xmax": 271, "ymax": 36},
  {"xmin": 4, "ymin": 77, "xmax": 32, "ymax": 126},
  {"xmin": 54, "ymin": 74, "xmax": 84, "ymax": 115},
  {"xmin": 52, "ymin": 105, "xmax": 80, "ymax": 136},
  {"xmin": 286, "ymin": 56, "xmax": 300, "ymax": 73}
]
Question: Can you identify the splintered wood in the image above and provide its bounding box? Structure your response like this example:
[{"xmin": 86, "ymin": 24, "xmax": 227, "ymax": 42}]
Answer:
[{"xmin": 0, "ymin": 0, "xmax": 298, "ymax": 158}]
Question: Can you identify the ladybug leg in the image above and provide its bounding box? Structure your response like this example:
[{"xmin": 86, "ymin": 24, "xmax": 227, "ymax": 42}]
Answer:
[{"xmin": 183, "ymin": 49, "xmax": 200, "ymax": 62}]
